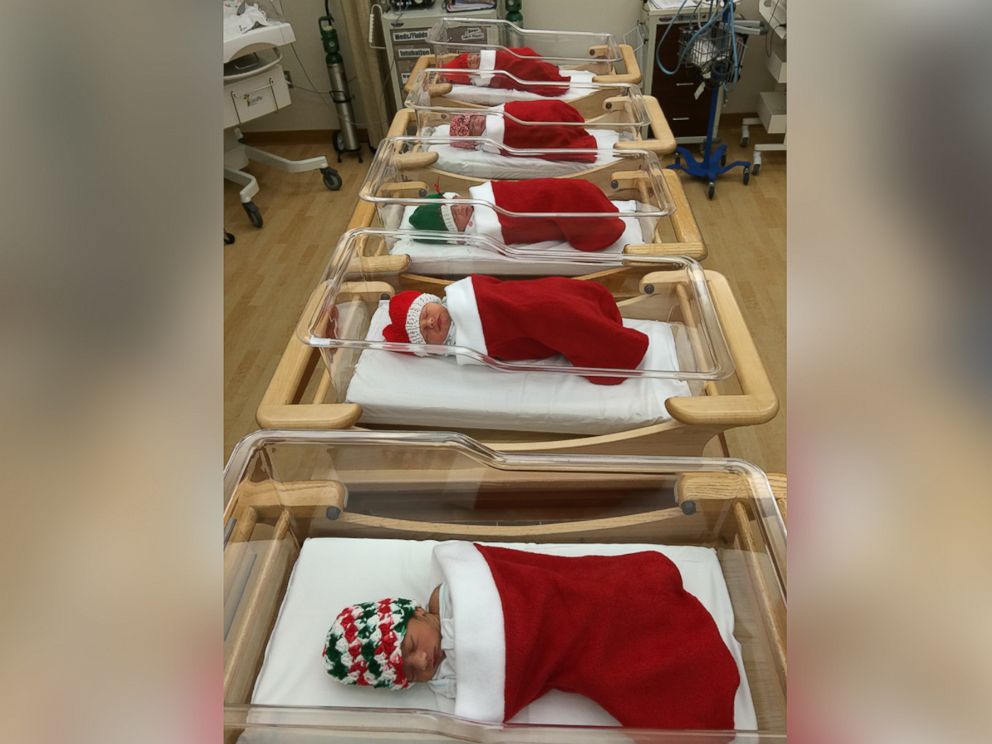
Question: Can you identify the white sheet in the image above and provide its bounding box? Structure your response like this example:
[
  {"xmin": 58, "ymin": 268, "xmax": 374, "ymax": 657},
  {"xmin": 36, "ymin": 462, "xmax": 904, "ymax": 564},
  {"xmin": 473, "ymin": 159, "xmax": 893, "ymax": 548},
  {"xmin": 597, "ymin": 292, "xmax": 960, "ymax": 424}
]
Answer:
[
  {"xmin": 445, "ymin": 69, "xmax": 598, "ymax": 106},
  {"xmin": 250, "ymin": 537, "xmax": 756, "ymax": 730},
  {"xmin": 391, "ymin": 199, "xmax": 643, "ymax": 276},
  {"xmin": 426, "ymin": 126, "xmax": 620, "ymax": 179},
  {"xmin": 344, "ymin": 301, "xmax": 692, "ymax": 434}
]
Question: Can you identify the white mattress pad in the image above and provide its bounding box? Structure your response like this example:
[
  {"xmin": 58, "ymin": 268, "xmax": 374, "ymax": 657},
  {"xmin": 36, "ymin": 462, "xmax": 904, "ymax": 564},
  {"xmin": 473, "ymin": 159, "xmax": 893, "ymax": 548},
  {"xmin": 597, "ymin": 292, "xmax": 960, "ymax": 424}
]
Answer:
[
  {"xmin": 250, "ymin": 537, "xmax": 756, "ymax": 729},
  {"xmin": 426, "ymin": 126, "xmax": 620, "ymax": 179},
  {"xmin": 391, "ymin": 199, "xmax": 643, "ymax": 276},
  {"xmin": 344, "ymin": 301, "xmax": 692, "ymax": 435}
]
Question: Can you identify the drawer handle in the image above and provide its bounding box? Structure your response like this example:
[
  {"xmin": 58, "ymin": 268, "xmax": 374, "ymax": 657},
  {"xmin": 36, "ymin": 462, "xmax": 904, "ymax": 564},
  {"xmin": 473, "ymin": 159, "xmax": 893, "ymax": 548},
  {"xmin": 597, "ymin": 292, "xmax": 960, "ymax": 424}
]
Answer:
[
  {"xmin": 671, "ymin": 116, "xmax": 690, "ymax": 121},
  {"xmin": 675, "ymin": 82, "xmax": 695, "ymax": 86}
]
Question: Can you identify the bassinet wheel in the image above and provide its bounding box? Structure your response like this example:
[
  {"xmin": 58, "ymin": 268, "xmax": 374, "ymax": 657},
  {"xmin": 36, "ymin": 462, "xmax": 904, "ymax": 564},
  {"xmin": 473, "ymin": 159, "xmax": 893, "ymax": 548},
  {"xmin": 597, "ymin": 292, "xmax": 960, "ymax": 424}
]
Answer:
[
  {"xmin": 740, "ymin": 134, "xmax": 749, "ymax": 147},
  {"xmin": 610, "ymin": 179, "xmax": 619, "ymax": 190},
  {"xmin": 752, "ymin": 163, "xmax": 761, "ymax": 176},
  {"xmin": 642, "ymin": 283, "xmax": 655, "ymax": 295},
  {"xmin": 742, "ymin": 166, "xmax": 751, "ymax": 186},
  {"xmin": 681, "ymin": 500, "xmax": 697, "ymax": 515},
  {"xmin": 707, "ymin": 182, "xmax": 715, "ymax": 200},
  {"xmin": 224, "ymin": 231, "xmax": 235, "ymax": 245},
  {"xmin": 325, "ymin": 506, "xmax": 342, "ymax": 520},
  {"xmin": 720, "ymin": 153, "xmax": 727, "ymax": 167},
  {"xmin": 243, "ymin": 201, "xmax": 263, "ymax": 228},
  {"xmin": 321, "ymin": 167, "xmax": 343, "ymax": 191}
]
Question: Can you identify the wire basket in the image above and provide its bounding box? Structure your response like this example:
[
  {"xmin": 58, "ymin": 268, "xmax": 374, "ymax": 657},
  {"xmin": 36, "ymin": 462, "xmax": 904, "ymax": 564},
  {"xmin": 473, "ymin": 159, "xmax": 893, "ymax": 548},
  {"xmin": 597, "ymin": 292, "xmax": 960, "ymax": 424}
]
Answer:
[{"xmin": 679, "ymin": 25, "xmax": 746, "ymax": 80}]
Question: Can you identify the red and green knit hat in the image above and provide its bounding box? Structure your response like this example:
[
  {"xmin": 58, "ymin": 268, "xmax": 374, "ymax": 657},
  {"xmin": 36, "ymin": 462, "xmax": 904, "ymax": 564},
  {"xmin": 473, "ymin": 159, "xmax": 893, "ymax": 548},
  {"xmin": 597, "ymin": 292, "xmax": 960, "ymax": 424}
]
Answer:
[
  {"xmin": 409, "ymin": 192, "xmax": 460, "ymax": 233},
  {"xmin": 323, "ymin": 597, "xmax": 419, "ymax": 689}
]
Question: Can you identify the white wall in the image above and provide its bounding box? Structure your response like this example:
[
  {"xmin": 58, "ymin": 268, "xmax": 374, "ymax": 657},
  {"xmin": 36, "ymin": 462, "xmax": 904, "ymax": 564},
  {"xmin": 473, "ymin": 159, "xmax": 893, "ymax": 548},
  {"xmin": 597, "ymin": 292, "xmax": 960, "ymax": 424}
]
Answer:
[{"xmin": 522, "ymin": 0, "xmax": 643, "ymax": 41}]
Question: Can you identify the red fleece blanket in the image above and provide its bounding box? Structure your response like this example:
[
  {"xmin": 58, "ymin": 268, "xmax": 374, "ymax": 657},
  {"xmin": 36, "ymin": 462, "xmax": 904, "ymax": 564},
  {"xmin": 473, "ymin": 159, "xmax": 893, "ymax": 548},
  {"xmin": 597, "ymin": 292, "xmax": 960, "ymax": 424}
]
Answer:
[{"xmin": 475, "ymin": 543, "xmax": 740, "ymax": 729}]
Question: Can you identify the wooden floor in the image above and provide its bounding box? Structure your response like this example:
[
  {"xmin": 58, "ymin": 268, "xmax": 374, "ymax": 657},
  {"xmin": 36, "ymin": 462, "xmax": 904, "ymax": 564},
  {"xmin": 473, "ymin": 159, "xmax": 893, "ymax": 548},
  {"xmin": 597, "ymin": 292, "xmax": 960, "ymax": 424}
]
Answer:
[{"xmin": 224, "ymin": 122, "xmax": 785, "ymax": 471}]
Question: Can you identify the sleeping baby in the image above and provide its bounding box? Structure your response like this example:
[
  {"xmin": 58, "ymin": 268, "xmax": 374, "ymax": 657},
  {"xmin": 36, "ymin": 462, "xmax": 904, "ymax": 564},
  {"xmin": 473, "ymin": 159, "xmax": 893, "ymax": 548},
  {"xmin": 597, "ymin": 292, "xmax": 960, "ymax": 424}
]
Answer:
[
  {"xmin": 381, "ymin": 275, "xmax": 649, "ymax": 386},
  {"xmin": 323, "ymin": 543, "xmax": 742, "ymax": 730},
  {"xmin": 408, "ymin": 178, "xmax": 626, "ymax": 252},
  {"xmin": 441, "ymin": 47, "xmax": 569, "ymax": 96},
  {"xmin": 447, "ymin": 100, "xmax": 597, "ymax": 162},
  {"xmin": 323, "ymin": 584, "xmax": 454, "ymax": 695}
]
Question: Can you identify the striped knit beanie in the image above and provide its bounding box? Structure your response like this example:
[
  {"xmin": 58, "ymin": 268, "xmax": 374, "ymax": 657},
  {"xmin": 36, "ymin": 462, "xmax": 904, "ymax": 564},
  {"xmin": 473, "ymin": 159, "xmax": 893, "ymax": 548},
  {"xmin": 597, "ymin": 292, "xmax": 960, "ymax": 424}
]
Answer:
[{"xmin": 323, "ymin": 597, "xmax": 419, "ymax": 689}]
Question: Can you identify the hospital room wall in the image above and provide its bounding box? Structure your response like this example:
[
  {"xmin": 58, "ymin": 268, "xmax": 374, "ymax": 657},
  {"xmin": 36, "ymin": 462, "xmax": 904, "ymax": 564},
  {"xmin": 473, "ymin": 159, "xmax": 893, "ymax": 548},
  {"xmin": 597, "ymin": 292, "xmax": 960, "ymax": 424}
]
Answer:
[
  {"xmin": 525, "ymin": 0, "xmax": 775, "ymax": 115},
  {"xmin": 241, "ymin": 0, "xmax": 359, "ymax": 133},
  {"xmin": 242, "ymin": 0, "xmax": 776, "ymax": 133}
]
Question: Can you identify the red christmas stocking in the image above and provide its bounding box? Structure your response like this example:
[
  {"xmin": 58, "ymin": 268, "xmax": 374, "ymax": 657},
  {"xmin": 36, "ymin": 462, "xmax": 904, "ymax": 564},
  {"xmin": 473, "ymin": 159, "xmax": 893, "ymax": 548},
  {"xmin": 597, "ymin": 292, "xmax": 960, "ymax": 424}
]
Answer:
[
  {"xmin": 491, "ymin": 179, "xmax": 625, "ymax": 252},
  {"xmin": 475, "ymin": 543, "xmax": 741, "ymax": 730},
  {"xmin": 502, "ymin": 101, "xmax": 597, "ymax": 162}
]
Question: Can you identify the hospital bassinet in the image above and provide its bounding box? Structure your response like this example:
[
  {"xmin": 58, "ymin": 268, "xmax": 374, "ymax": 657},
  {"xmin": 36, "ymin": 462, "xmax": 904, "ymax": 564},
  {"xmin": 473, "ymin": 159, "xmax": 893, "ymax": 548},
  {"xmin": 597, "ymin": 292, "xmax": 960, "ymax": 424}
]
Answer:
[
  {"xmin": 403, "ymin": 69, "xmax": 674, "ymax": 153},
  {"xmin": 223, "ymin": 430, "xmax": 786, "ymax": 741},
  {"xmin": 299, "ymin": 229, "xmax": 730, "ymax": 387},
  {"xmin": 382, "ymin": 109, "xmax": 699, "ymax": 260},
  {"xmin": 426, "ymin": 18, "xmax": 630, "ymax": 77},
  {"xmin": 256, "ymin": 228, "xmax": 777, "ymax": 455},
  {"xmin": 359, "ymin": 138, "xmax": 705, "ymax": 266}
]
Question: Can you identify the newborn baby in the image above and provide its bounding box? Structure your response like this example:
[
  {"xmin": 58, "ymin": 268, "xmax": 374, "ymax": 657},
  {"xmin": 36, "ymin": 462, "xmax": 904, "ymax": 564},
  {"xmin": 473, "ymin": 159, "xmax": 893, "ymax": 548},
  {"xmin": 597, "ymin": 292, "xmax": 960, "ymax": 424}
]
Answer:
[
  {"xmin": 441, "ymin": 47, "xmax": 569, "ymax": 96},
  {"xmin": 324, "ymin": 543, "xmax": 742, "ymax": 730},
  {"xmin": 324, "ymin": 585, "xmax": 453, "ymax": 694},
  {"xmin": 447, "ymin": 100, "xmax": 597, "ymax": 162},
  {"xmin": 382, "ymin": 275, "xmax": 649, "ymax": 385},
  {"xmin": 408, "ymin": 178, "xmax": 626, "ymax": 252}
]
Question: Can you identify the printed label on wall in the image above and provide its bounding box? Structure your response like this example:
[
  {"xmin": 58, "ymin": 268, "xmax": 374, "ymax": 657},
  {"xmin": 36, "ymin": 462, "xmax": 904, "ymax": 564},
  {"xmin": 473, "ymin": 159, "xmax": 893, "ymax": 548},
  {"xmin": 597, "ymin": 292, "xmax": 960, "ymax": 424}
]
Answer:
[
  {"xmin": 392, "ymin": 29, "xmax": 430, "ymax": 42},
  {"xmin": 397, "ymin": 46, "xmax": 431, "ymax": 59}
]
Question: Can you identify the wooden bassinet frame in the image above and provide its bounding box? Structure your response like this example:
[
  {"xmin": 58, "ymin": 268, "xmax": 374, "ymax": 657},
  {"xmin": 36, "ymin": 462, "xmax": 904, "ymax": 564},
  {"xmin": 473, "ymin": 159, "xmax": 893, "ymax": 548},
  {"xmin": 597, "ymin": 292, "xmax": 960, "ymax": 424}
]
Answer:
[
  {"xmin": 223, "ymin": 468, "xmax": 786, "ymax": 734},
  {"xmin": 257, "ymin": 208, "xmax": 777, "ymax": 455},
  {"xmin": 371, "ymin": 113, "xmax": 703, "ymax": 262}
]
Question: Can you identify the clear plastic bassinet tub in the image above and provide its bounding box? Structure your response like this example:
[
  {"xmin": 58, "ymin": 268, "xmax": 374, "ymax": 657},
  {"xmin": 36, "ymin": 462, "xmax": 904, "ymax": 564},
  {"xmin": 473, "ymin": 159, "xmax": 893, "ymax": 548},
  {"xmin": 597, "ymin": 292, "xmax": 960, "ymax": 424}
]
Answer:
[
  {"xmin": 358, "ymin": 139, "xmax": 675, "ymax": 255},
  {"xmin": 401, "ymin": 70, "xmax": 676, "ymax": 156},
  {"xmin": 223, "ymin": 430, "xmax": 786, "ymax": 742},
  {"xmin": 404, "ymin": 63, "xmax": 641, "ymax": 119},
  {"xmin": 293, "ymin": 228, "xmax": 733, "ymax": 436},
  {"xmin": 426, "ymin": 17, "xmax": 626, "ymax": 75}
]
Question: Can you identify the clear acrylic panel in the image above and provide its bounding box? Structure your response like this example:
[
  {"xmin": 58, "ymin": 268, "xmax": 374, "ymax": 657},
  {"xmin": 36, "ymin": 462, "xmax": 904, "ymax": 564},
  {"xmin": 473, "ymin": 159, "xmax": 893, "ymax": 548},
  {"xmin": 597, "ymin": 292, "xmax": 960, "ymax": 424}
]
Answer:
[
  {"xmin": 360, "ymin": 137, "xmax": 674, "ymax": 222},
  {"xmin": 426, "ymin": 17, "xmax": 624, "ymax": 73},
  {"xmin": 295, "ymin": 228, "xmax": 733, "ymax": 386},
  {"xmin": 403, "ymin": 70, "xmax": 649, "ymax": 140},
  {"xmin": 223, "ymin": 431, "xmax": 786, "ymax": 739}
]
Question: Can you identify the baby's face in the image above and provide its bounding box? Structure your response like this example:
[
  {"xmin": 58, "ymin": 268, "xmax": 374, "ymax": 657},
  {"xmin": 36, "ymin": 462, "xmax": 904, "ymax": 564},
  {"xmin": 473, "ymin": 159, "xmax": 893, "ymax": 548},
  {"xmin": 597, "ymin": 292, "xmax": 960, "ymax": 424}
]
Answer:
[
  {"xmin": 419, "ymin": 302, "xmax": 452, "ymax": 345},
  {"xmin": 468, "ymin": 116, "xmax": 486, "ymax": 136},
  {"xmin": 450, "ymin": 203, "xmax": 474, "ymax": 232},
  {"xmin": 401, "ymin": 609, "xmax": 444, "ymax": 683}
]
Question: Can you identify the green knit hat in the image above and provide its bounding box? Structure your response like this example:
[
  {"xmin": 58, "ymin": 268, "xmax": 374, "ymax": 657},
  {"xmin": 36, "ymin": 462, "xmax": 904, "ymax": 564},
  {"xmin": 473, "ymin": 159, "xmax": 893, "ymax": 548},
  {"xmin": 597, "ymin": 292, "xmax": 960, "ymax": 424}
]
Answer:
[
  {"xmin": 323, "ymin": 597, "xmax": 419, "ymax": 689},
  {"xmin": 409, "ymin": 192, "xmax": 460, "ymax": 233}
]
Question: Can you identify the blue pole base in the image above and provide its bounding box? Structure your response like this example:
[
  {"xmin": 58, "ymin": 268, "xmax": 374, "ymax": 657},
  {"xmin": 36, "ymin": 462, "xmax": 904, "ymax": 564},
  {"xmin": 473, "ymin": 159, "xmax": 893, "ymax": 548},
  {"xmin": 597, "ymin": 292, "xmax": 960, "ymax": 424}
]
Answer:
[{"xmin": 666, "ymin": 144, "xmax": 752, "ymax": 198}]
